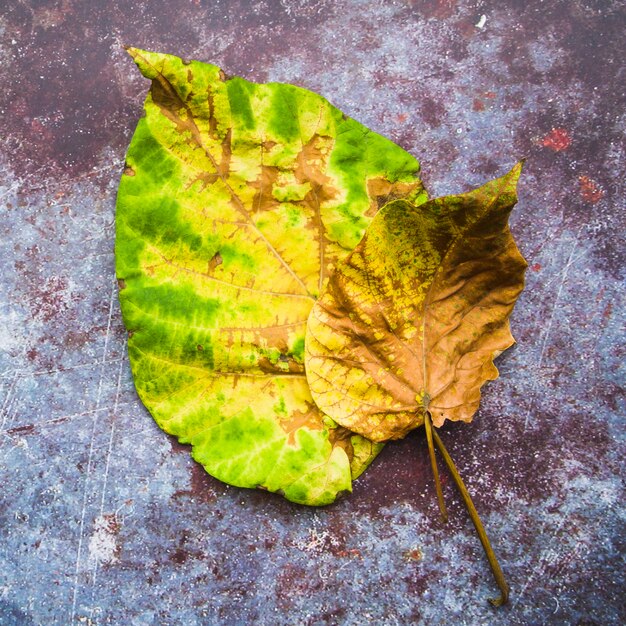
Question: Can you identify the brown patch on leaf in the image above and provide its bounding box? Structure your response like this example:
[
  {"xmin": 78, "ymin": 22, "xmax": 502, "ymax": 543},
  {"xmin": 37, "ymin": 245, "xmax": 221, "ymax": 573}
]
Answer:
[
  {"xmin": 206, "ymin": 87, "xmax": 219, "ymax": 141},
  {"xmin": 150, "ymin": 72, "xmax": 195, "ymax": 134},
  {"xmin": 191, "ymin": 130, "xmax": 233, "ymax": 191},
  {"xmin": 207, "ymin": 251, "xmax": 223, "ymax": 273},
  {"xmin": 327, "ymin": 425, "xmax": 355, "ymax": 464},
  {"xmin": 294, "ymin": 134, "xmax": 337, "ymax": 206},
  {"xmin": 257, "ymin": 355, "xmax": 303, "ymax": 375},
  {"xmin": 248, "ymin": 161, "xmax": 281, "ymax": 215},
  {"xmin": 218, "ymin": 322, "xmax": 306, "ymax": 375},
  {"xmin": 292, "ymin": 134, "xmax": 339, "ymax": 282},
  {"xmin": 293, "ymin": 134, "xmax": 338, "ymax": 286},
  {"xmin": 279, "ymin": 405, "xmax": 325, "ymax": 445},
  {"xmin": 366, "ymin": 177, "xmax": 424, "ymax": 216}
]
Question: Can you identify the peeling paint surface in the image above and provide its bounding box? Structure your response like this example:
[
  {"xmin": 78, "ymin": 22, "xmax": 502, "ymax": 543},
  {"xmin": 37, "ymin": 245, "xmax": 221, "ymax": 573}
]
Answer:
[{"xmin": 0, "ymin": 1, "xmax": 624, "ymax": 625}]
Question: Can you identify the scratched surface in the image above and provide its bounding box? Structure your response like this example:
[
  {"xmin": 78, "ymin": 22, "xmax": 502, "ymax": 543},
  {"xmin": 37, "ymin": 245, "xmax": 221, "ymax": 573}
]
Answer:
[{"xmin": 1, "ymin": 1, "xmax": 624, "ymax": 625}]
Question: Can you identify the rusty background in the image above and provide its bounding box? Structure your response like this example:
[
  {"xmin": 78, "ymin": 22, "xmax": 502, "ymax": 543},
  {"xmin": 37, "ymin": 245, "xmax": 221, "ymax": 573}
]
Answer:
[{"xmin": 1, "ymin": 1, "xmax": 624, "ymax": 624}]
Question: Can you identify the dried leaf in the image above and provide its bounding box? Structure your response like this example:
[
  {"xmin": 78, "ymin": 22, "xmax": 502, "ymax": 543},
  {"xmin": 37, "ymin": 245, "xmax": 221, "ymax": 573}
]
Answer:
[
  {"xmin": 116, "ymin": 48, "xmax": 427, "ymax": 504},
  {"xmin": 305, "ymin": 164, "xmax": 527, "ymax": 442}
]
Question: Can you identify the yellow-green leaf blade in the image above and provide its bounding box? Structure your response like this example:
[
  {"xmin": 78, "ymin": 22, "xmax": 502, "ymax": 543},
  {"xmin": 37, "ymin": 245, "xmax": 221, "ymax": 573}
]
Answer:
[
  {"xmin": 305, "ymin": 163, "xmax": 527, "ymax": 442},
  {"xmin": 116, "ymin": 48, "xmax": 426, "ymax": 504}
]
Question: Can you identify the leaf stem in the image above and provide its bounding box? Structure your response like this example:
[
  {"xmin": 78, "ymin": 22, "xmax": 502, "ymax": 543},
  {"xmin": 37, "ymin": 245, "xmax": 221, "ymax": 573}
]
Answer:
[
  {"xmin": 431, "ymin": 429, "xmax": 510, "ymax": 606},
  {"xmin": 424, "ymin": 412, "xmax": 448, "ymax": 522}
]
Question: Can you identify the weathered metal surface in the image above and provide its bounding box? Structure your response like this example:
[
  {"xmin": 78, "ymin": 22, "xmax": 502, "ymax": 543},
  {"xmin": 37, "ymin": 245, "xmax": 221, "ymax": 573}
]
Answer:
[{"xmin": 0, "ymin": 1, "xmax": 623, "ymax": 624}]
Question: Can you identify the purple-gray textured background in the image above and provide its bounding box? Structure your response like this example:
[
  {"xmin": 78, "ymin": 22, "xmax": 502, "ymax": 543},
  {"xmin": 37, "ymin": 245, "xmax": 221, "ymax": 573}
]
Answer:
[{"xmin": 1, "ymin": 1, "xmax": 624, "ymax": 625}]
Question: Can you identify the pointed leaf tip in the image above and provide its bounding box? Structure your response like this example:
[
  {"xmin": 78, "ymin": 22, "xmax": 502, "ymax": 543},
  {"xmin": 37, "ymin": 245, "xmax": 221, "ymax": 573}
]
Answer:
[
  {"xmin": 494, "ymin": 160, "xmax": 524, "ymax": 195},
  {"xmin": 489, "ymin": 160, "xmax": 523, "ymax": 189},
  {"xmin": 508, "ymin": 159, "xmax": 524, "ymax": 183}
]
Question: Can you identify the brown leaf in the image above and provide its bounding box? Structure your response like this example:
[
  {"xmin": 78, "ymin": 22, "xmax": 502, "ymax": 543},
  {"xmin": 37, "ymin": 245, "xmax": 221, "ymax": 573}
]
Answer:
[{"xmin": 305, "ymin": 163, "xmax": 527, "ymax": 441}]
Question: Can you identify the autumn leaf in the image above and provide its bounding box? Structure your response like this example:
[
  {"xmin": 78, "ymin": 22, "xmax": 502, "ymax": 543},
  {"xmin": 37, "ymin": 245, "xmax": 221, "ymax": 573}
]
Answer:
[
  {"xmin": 305, "ymin": 164, "xmax": 526, "ymax": 603},
  {"xmin": 115, "ymin": 48, "xmax": 427, "ymax": 505},
  {"xmin": 305, "ymin": 163, "xmax": 527, "ymax": 442}
]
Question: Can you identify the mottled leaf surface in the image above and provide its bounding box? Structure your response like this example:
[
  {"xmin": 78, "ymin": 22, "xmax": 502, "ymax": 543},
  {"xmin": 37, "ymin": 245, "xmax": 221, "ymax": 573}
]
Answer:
[
  {"xmin": 306, "ymin": 164, "xmax": 527, "ymax": 442},
  {"xmin": 116, "ymin": 48, "xmax": 427, "ymax": 504}
]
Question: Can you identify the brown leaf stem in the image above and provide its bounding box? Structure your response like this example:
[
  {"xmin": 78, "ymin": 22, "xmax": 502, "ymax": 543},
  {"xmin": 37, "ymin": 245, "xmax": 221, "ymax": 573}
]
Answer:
[
  {"xmin": 431, "ymin": 429, "xmax": 510, "ymax": 606},
  {"xmin": 424, "ymin": 411, "xmax": 448, "ymax": 522}
]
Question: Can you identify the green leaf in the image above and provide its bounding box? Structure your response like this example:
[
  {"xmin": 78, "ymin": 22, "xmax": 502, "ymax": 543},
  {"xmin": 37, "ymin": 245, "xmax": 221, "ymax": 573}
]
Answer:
[
  {"xmin": 116, "ymin": 48, "xmax": 426, "ymax": 505},
  {"xmin": 305, "ymin": 164, "xmax": 527, "ymax": 442}
]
